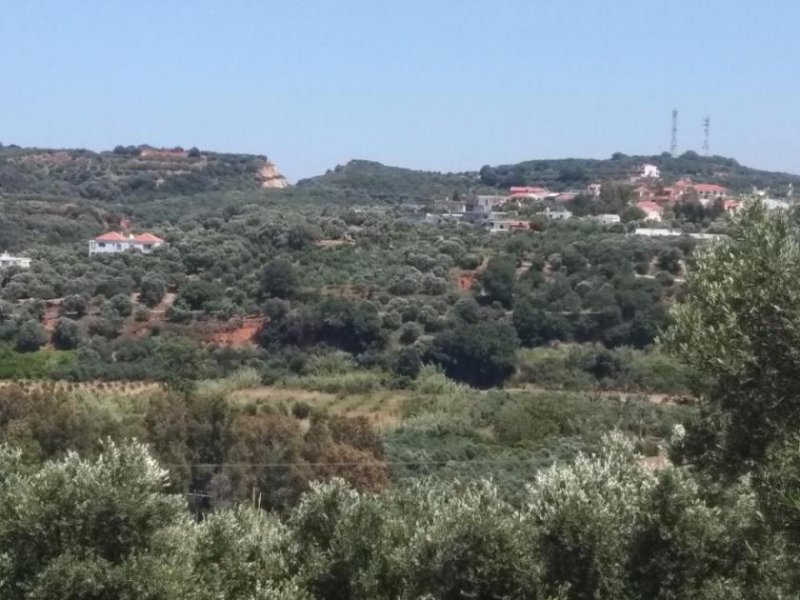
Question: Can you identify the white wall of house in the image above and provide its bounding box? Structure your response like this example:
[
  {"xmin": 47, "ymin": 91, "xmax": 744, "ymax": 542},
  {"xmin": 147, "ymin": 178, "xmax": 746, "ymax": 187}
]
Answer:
[
  {"xmin": 0, "ymin": 253, "xmax": 31, "ymax": 269},
  {"xmin": 641, "ymin": 164, "xmax": 660, "ymax": 179},
  {"xmin": 89, "ymin": 240, "xmax": 163, "ymax": 256}
]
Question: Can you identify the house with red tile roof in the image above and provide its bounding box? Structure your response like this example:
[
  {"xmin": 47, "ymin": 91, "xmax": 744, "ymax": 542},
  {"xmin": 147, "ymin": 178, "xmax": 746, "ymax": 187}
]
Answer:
[
  {"xmin": 691, "ymin": 183, "xmax": 727, "ymax": 205},
  {"xmin": 89, "ymin": 232, "xmax": 166, "ymax": 256},
  {"xmin": 637, "ymin": 201, "xmax": 663, "ymax": 222},
  {"xmin": 509, "ymin": 186, "xmax": 550, "ymax": 200}
]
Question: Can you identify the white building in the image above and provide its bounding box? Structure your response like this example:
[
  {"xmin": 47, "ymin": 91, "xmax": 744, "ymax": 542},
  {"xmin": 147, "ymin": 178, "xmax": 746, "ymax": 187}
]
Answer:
[
  {"xmin": 89, "ymin": 232, "xmax": 166, "ymax": 256},
  {"xmin": 640, "ymin": 164, "xmax": 660, "ymax": 179},
  {"xmin": 634, "ymin": 228, "xmax": 723, "ymax": 241},
  {"xmin": 593, "ymin": 214, "xmax": 621, "ymax": 225},
  {"xmin": 543, "ymin": 206, "xmax": 573, "ymax": 221},
  {"xmin": 0, "ymin": 252, "xmax": 31, "ymax": 269}
]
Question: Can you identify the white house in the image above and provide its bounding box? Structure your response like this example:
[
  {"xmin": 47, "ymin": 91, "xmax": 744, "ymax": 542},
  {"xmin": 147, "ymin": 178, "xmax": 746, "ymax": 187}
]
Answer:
[
  {"xmin": 0, "ymin": 252, "xmax": 31, "ymax": 269},
  {"xmin": 640, "ymin": 164, "xmax": 660, "ymax": 179},
  {"xmin": 89, "ymin": 232, "xmax": 166, "ymax": 256}
]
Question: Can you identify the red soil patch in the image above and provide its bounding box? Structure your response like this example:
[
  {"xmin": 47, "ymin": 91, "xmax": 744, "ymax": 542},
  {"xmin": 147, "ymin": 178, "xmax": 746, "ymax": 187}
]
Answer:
[
  {"xmin": 42, "ymin": 300, "xmax": 61, "ymax": 332},
  {"xmin": 208, "ymin": 317, "xmax": 265, "ymax": 346},
  {"xmin": 456, "ymin": 271, "xmax": 477, "ymax": 291}
]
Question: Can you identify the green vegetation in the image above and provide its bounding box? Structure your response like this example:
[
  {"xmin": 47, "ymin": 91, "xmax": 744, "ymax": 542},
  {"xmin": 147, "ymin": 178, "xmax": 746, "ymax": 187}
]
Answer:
[
  {"xmin": 0, "ymin": 344, "xmax": 75, "ymax": 378},
  {"xmin": 480, "ymin": 151, "xmax": 800, "ymax": 194},
  {"xmin": 5, "ymin": 143, "xmax": 800, "ymax": 596}
]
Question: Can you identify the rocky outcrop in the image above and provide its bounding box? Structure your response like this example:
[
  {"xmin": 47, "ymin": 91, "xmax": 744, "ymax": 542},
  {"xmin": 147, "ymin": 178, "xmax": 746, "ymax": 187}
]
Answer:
[{"xmin": 257, "ymin": 162, "xmax": 289, "ymax": 188}]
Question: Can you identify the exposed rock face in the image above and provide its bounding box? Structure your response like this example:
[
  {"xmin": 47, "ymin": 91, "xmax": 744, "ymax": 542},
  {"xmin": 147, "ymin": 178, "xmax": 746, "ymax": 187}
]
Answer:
[{"xmin": 258, "ymin": 162, "xmax": 289, "ymax": 188}]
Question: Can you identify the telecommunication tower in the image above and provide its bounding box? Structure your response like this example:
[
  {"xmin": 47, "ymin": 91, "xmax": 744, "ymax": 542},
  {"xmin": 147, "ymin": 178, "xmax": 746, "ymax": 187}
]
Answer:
[
  {"xmin": 670, "ymin": 109, "xmax": 678, "ymax": 156},
  {"xmin": 702, "ymin": 117, "xmax": 710, "ymax": 155}
]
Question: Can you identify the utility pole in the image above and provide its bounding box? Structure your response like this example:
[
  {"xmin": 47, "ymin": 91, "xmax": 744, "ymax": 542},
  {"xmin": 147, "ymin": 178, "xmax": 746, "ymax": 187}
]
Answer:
[
  {"xmin": 670, "ymin": 109, "xmax": 678, "ymax": 157},
  {"xmin": 702, "ymin": 116, "xmax": 710, "ymax": 155}
]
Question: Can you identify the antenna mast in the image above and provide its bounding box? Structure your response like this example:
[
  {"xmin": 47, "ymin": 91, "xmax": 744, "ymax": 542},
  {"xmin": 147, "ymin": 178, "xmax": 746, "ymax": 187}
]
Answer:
[
  {"xmin": 670, "ymin": 109, "xmax": 678, "ymax": 157},
  {"xmin": 702, "ymin": 116, "xmax": 710, "ymax": 155}
]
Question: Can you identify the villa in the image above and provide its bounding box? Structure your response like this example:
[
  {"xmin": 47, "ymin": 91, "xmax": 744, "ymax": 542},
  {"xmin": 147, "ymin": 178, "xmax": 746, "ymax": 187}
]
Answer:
[{"xmin": 89, "ymin": 232, "xmax": 166, "ymax": 256}]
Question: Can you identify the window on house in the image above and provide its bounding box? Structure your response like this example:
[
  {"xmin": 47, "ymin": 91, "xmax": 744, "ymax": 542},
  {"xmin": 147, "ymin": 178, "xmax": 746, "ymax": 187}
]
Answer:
[{"xmin": 98, "ymin": 242, "xmax": 106, "ymax": 248}]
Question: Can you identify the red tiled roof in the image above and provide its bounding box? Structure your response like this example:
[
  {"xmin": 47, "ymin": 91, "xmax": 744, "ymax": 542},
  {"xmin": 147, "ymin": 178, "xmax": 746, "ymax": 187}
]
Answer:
[
  {"xmin": 94, "ymin": 232, "xmax": 128, "ymax": 242},
  {"xmin": 509, "ymin": 186, "xmax": 547, "ymax": 193},
  {"xmin": 94, "ymin": 232, "xmax": 164, "ymax": 243},
  {"xmin": 637, "ymin": 201, "xmax": 662, "ymax": 212},
  {"xmin": 131, "ymin": 233, "xmax": 164, "ymax": 243},
  {"xmin": 694, "ymin": 183, "xmax": 727, "ymax": 193}
]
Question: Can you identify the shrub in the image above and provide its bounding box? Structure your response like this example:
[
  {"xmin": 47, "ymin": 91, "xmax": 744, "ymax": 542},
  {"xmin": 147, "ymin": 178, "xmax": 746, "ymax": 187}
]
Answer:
[
  {"xmin": 15, "ymin": 319, "xmax": 48, "ymax": 353},
  {"xmin": 52, "ymin": 318, "xmax": 80, "ymax": 350}
]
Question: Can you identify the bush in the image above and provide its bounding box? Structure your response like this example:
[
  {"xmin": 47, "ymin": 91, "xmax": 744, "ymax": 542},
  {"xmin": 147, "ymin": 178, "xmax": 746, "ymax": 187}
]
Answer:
[
  {"xmin": 427, "ymin": 321, "xmax": 519, "ymax": 388},
  {"xmin": 292, "ymin": 401, "xmax": 312, "ymax": 419},
  {"xmin": 52, "ymin": 318, "xmax": 80, "ymax": 350},
  {"xmin": 15, "ymin": 319, "xmax": 48, "ymax": 352}
]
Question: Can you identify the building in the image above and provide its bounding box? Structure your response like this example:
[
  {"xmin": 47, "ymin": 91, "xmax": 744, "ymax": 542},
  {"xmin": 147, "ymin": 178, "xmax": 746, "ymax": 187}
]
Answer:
[
  {"xmin": 0, "ymin": 252, "xmax": 31, "ymax": 269},
  {"xmin": 555, "ymin": 192, "xmax": 577, "ymax": 203},
  {"xmin": 640, "ymin": 164, "xmax": 661, "ymax": 179},
  {"xmin": 587, "ymin": 183, "xmax": 602, "ymax": 198},
  {"xmin": 488, "ymin": 219, "xmax": 531, "ymax": 233},
  {"xmin": 509, "ymin": 186, "xmax": 549, "ymax": 200},
  {"xmin": 692, "ymin": 183, "xmax": 727, "ymax": 204},
  {"xmin": 637, "ymin": 201, "xmax": 663, "ymax": 222},
  {"xmin": 543, "ymin": 206, "xmax": 573, "ymax": 221},
  {"xmin": 89, "ymin": 232, "xmax": 166, "ymax": 256},
  {"xmin": 464, "ymin": 195, "xmax": 508, "ymax": 222},
  {"xmin": 593, "ymin": 214, "xmax": 621, "ymax": 225},
  {"xmin": 723, "ymin": 199, "xmax": 741, "ymax": 213},
  {"xmin": 634, "ymin": 228, "xmax": 723, "ymax": 241}
]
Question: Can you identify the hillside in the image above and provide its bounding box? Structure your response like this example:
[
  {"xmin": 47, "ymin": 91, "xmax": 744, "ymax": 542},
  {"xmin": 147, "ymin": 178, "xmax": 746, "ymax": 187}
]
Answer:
[
  {"xmin": 302, "ymin": 153, "xmax": 800, "ymax": 201},
  {"xmin": 0, "ymin": 143, "xmax": 289, "ymax": 250},
  {"xmin": 479, "ymin": 151, "xmax": 800, "ymax": 193},
  {"xmin": 0, "ymin": 143, "xmax": 288, "ymax": 203},
  {"xmin": 297, "ymin": 159, "xmax": 486, "ymax": 203}
]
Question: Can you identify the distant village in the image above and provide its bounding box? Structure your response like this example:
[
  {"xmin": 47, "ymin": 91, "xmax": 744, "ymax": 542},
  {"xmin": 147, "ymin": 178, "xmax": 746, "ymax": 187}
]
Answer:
[
  {"xmin": 0, "ymin": 161, "xmax": 793, "ymax": 271},
  {"xmin": 418, "ymin": 162, "xmax": 792, "ymax": 235}
]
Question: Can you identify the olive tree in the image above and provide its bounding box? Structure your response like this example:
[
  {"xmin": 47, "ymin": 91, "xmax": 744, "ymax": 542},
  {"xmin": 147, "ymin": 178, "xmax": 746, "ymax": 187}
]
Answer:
[{"xmin": 663, "ymin": 201, "xmax": 800, "ymax": 475}]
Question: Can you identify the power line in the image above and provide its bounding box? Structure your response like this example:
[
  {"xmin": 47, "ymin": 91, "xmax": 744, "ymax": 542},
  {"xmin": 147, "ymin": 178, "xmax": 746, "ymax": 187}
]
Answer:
[{"xmin": 158, "ymin": 459, "xmax": 548, "ymax": 468}]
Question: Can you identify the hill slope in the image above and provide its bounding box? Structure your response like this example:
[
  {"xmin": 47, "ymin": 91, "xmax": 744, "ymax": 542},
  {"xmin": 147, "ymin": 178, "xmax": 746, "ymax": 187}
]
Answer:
[
  {"xmin": 297, "ymin": 160, "xmax": 484, "ymax": 203},
  {"xmin": 479, "ymin": 152, "xmax": 800, "ymax": 193},
  {"xmin": 0, "ymin": 143, "xmax": 287, "ymax": 203}
]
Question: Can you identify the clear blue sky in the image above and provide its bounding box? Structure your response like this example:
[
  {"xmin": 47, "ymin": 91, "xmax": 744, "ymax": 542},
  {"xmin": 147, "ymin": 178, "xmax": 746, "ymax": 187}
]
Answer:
[{"xmin": 2, "ymin": 1, "xmax": 798, "ymax": 181}]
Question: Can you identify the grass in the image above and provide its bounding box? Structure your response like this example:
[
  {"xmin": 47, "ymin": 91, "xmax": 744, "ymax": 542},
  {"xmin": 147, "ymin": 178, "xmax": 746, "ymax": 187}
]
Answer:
[
  {"xmin": 229, "ymin": 386, "xmax": 408, "ymax": 427},
  {"xmin": 0, "ymin": 344, "xmax": 76, "ymax": 379}
]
